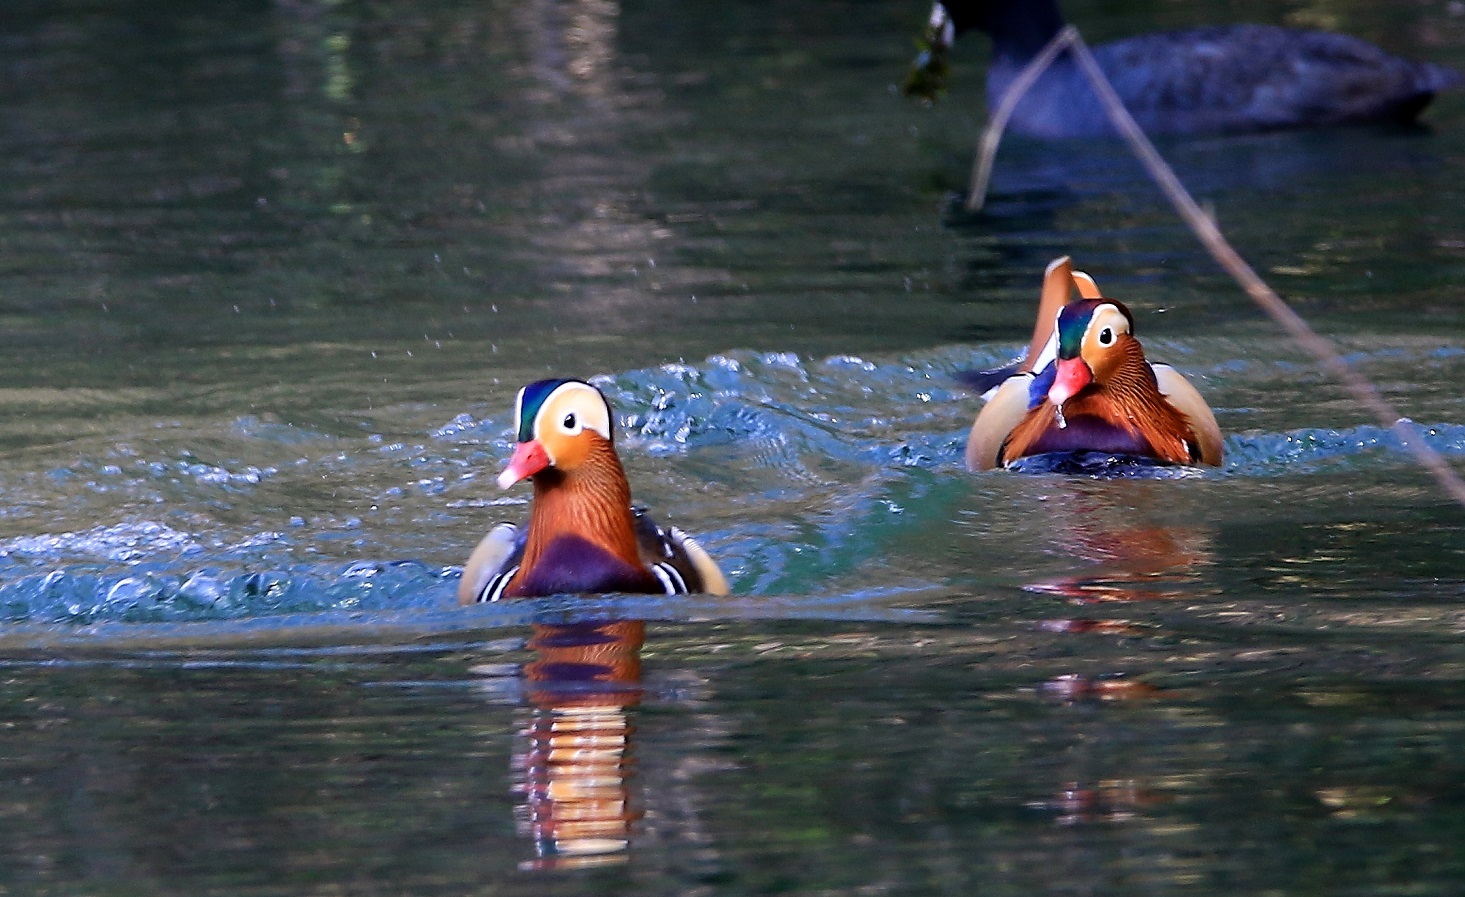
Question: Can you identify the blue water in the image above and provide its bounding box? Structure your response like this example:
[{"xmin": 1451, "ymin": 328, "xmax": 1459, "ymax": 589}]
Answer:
[{"xmin": 2, "ymin": 342, "xmax": 1459, "ymax": 628}]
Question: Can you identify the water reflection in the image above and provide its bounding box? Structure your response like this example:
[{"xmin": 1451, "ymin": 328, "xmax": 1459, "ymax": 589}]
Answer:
[
  {"xmin": 513, "ymin": 619, "xmax": 645, "ymax": 871},
  {"xmin": 1015, "ymin": 479, "xmax": 1205, "ymax": 829},
  {"xmin": 1024, "ymin": 479, "xmax": 1216, "ymax": 605},
  {"xmin": 506, "ymin": 0, "xmax": 703, "ymax": 331},
  {"xmin": 1031, "ymin": 779, "xmax": 1172, "ymax": 827},
  {"xmin": 1033, "ymin": 672, "xmax": 1175, "ymax": 828}
]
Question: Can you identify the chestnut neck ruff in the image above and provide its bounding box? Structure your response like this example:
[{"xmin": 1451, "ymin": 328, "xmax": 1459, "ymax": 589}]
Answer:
[{"xmin": 517, "ymin": 436, "xmax": 645, "ymax": 581}]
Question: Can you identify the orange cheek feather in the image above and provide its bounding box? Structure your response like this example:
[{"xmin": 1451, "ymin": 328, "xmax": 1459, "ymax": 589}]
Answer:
[{"xmin": 498, "ymin": 439, "xmax": 551, "ymax": 489}]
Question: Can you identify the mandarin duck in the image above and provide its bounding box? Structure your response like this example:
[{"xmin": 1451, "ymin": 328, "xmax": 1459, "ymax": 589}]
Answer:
[
  {"xmin": 905, "ymin": 0, "xmax": 1459, "ymax": 135},
  {"xmin": 964, "ymin": 257, "xmax": 1223, "ymax": 472},
  {"xmin": 458, "ymin": 378, "xmax": 729, "ymax": 603}
]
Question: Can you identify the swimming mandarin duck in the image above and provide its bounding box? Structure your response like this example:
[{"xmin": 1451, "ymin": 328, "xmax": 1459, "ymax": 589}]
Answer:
[
  {"xmin": 905, "ymin": 0, "xmax": 1460, "ymax": 136},
  {"xmin": 458, "ymin": 378, "xmax": 729, "ymax": 603},
  {"xmin": 964, "ymin": 257, "xmax": 1223, "ymax": 471}
]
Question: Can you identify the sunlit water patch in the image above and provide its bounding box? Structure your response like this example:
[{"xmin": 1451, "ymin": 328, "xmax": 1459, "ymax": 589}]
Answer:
[
  {"xmin": 0, "ymin": 532, "xmax": 451, "ymax": 626},
  {"xmin": 1226, "ymin": 422, "xmax": 1465, "ymax": 476}
]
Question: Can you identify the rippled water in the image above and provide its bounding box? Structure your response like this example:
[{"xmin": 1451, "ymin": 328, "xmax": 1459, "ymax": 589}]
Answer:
[{"xmin": 2, "ymin": 0, "xmax": 1464, "ymax": 893}]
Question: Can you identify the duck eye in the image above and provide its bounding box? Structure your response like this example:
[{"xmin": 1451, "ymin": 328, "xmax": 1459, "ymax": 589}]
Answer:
[
  {"xmin": 562, "ymin": 412, "xmax": 578, "ymax": 432},
  {"xmin": 1098, "ymin": 327, "xmax": 1115, "ymax": 346}
]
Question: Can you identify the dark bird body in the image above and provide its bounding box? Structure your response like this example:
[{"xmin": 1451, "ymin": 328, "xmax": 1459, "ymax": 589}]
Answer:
[{"xmin": 911, "ymin": 1, "xmax": 1460, "ymax": 136}]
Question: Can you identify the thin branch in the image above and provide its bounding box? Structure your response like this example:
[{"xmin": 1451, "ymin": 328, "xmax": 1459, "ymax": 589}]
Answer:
[
  {"xmin": 966, "ymin": 26, "xmax": 1082, "ymax": 212},
  {"xmin": 967, "ymin": 27, "xmax": 1465, "ymax": 507}
]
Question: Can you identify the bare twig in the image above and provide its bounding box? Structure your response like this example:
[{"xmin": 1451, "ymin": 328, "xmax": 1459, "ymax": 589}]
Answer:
[
  {"xmin": 967, "ymin": 26, "xmax": 1465, "ymax": 507},
  {"xmin": 966, "ymin": 26, "xmax": 1082, "ymax": 212}
]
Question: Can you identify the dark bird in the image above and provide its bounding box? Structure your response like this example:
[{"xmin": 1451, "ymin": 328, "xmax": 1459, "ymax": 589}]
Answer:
[
  {"xmin": 905, "ymin": 0, "xmax": 1461, "ymax": 136},
  {"xmin": 459, "ymin": 378, "xmax": 728, "ymax": 602}
]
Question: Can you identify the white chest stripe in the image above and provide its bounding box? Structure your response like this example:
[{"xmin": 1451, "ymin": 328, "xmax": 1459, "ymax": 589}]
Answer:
[
  {"xmin": 479, "ymin": 563, "xmax": 690, "ymax": 599},
  {"xmin": 651, "ymin": 563, "xmax": 688, "ymax": 595},
  {"xmin": 478, "ymin": 565, "xmax": 519, "ymax": 603}
]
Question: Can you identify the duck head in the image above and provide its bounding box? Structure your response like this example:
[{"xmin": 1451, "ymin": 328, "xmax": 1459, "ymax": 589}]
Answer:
[
  {"xmin": 498, "ymin": 379, "xmax": 614, "ymax": 489},
  {"xmin": 1047, "ymin": 299, "xmax": 1139, "ymax": 409}
]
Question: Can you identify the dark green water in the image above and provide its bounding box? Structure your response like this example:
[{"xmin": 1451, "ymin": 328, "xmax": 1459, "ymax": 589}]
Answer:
[{"xmin": 1, "ymin": 0, "xmax": 1464, "ymax": 892}]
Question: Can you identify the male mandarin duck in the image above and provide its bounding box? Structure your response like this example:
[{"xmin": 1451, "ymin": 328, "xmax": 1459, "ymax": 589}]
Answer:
[
  {"xmin": 905, "ymin": 0, "xmax": 1460, "ymax": 135},
  {"xmin": 458, "ymin": 378, "xmax": 729, "ymax": 603},
  {"xmin": 964, "ymin": 257, "xmax": 1223, "ymax": 472}
]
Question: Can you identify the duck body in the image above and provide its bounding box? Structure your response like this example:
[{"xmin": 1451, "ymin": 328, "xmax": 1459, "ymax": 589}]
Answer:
[
  {"xmin": 917, "ymin": 1, "xmax": 1459, "ymax": 136},
  {"xmin": 497, "ymin": 528, "xmax": 659, "ymax": 599},
  {"xmin": 459, "ymin": 378, "xmax": 728, "ymax": 604},
  {"xmin": 995, "ymin": 329, "xmax": 1209, "ymax": 465},
  {"xmin": 964, "ymin": 258, "xmax": 1223, "ymax": 472}
]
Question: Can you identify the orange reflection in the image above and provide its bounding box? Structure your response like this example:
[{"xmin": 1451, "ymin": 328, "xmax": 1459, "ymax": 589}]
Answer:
[
  {"xmin": 1034, "ymin": 779, "xmax": 1175, "ymax": 826},
  {"xmin": 1040, "ymin": 673, "xmax": 1163, "ymax": 703},
  {"xmin": 1019, "ymin": 483, "xmax": 1202, "ymax": 825},
  {"xmin": 513, "ymin": 620, "xmax": 645, "ymax": 871},
  {"xmin": 1026, "ymin": 481, "xmax": 1215, "ymax": 604},
  {"xmin": 1029, "ymin": 677, "xmax": 1176, "ymax": 825}
]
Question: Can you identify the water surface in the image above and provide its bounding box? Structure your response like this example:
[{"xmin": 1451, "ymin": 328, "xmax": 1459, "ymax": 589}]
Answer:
[{"xmin": 1, "ymin": 0, "xmax": 1464, "ymax": 893}]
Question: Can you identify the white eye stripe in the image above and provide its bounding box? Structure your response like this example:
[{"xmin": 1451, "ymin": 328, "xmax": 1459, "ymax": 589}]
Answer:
[
  {"xmin": 512, "ymin": 388, "xmax": 526, "ymax": 434},
  {"xmin": 1088, "ymin": 304, "xmax": 1130, "ymax": 348},
  {"xmin": 531, "ymin": 381, "xmax": 613, "ymax": 442}
]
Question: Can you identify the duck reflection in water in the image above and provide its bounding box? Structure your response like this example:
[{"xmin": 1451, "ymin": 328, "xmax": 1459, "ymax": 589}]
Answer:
[
  {"xmin": 1031, "ymin": 778, "xmax": 1174, "ymax": 827},
  {"xmin": 1019, "ymin": 481, "xmax": 1206, "ymax": 826},
  {"xmin": 1026, "ymin": 478, "xmax": 1216, "ymax": 607},
  {"xmin": 1025, "ymin": 664, "xmax": 1180, "ymax": 826},
  {"xmin": 513, "ymin": 619, "xmax": 645, "ymax": 871}
]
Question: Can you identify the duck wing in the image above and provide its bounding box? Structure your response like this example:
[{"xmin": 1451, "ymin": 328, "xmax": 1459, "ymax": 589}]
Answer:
[
  {"xmin": 965, "ymin": 370, "xmax": 1036, "ymax": 471},
  {"xmin": 955, "ymin": 256, "xmax": 1087, "ymax": 401},
  {"xmin": 953, "ymin": 362, "xmax": 1023, "ymax": 399},
  {"xmin": 632, "ymin": 507, "xmax": 730, "ymax": 596},
  {"xmin": 1152, "ymin": 363, "xmax": 1224, "ymax": 465},
  {"xmin": 459, "ymin": 522, "xmax": 525, "ymax": 604}
]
